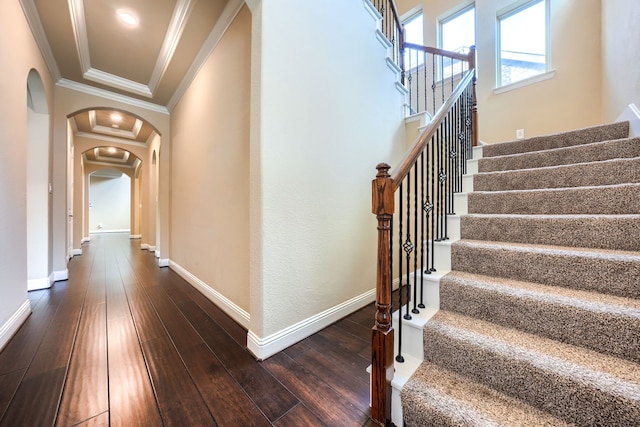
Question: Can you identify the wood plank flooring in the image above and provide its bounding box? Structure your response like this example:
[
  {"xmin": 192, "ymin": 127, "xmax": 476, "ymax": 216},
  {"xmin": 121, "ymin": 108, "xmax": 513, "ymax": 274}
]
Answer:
[{"xmin": 0, "ymin": 233, "xmax": 378, "ymax": 426}]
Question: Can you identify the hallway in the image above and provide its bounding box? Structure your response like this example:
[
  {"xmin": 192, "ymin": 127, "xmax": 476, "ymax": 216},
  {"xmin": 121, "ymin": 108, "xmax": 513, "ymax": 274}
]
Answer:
[{"xmin": 0, "ymin": 234, "xmax": 376, "ymax": 426}]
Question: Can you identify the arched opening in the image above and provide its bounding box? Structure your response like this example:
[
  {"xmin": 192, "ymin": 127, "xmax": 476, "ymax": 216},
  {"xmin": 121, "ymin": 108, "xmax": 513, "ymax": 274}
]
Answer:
[
  {"xmin": 88, "ymin": 168, "xmax": 131, "ymax": 235},
  {"xmin": 26, "ymin": 69, "xmax": 51, "ymax": 290},
  {"xmin": 66, "ymin": 108, "xmax": 162, "ymax": 260}
]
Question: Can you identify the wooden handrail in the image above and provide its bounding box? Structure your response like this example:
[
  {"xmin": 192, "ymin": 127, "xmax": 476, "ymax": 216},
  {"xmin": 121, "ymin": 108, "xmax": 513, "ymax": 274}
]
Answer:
[
  {"xmin": 391, "ymin": 69, "xmax": 475, "ymax": 186},
  {"xmin": 404, "ymin": 42, "xmax": 471, "ymax": 62}
]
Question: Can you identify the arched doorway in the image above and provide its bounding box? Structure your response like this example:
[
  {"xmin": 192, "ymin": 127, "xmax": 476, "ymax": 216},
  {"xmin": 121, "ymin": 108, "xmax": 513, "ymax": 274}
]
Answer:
[
  {"xmin": 26, "ymin": 69, "xmax": 51, "ymax": 290},
  {"xmin": 66, "ymin": 108, "xmax": 161, "ymax": 257}
]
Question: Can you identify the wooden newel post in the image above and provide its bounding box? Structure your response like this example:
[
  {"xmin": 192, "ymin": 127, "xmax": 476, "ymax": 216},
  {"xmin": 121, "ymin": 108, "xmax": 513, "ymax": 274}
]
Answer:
[
  {"xmin": 468, "ymin": 45, "xmax": 479, "ymax": 147},
  {"xmin": 371, "ymin": 163, "xmax": 395, "ymax": 425}
]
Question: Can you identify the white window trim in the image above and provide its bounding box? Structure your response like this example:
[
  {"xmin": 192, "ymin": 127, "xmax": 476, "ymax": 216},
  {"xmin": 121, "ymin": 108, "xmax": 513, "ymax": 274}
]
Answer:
[
  {"xmin": 496, "ymin": 0, "xmax": 550, "ymax": 89},
  {"xmin": 493, "ymin": 69, "xmax": 555, "ymax": 94},
  {"xmin": 437, "ymin": 1, "xmax": 476, "ymax": 51}
]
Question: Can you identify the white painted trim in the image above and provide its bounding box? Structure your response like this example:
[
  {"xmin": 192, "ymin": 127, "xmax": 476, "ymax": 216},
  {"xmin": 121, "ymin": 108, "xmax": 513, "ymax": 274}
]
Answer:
[
  {"xmin": 56, "ymin": 79, "xmax": 169, "ymax": 114},
  {"xmin": 129, "ymin": 234, "xmax": 142, "ymax": 239},
  {"xmin": 72, "ymin": 248, "xmax": 83, "ymax": 256},
  {"xmin": 617, "ymin": 103, "xmax": 640, "ymax": 138},
  {"xmin": 169, "ymin": 261, "xmax": 250, "ymax": 329},
  {"xmin": 53, "ymin": 269, "xmax": 69, "ymax": 282},
  {"xmin": 247, "ymin": 289, "xmax": 376, "ymax": 360},
  {"xmin": 363, "ymin": 0, "xmax": 382, "ymax": 23},
  {"xmin": 158, "ymin": 258, "xmax": 169, "ymax": 267},
  {"xmin": 28, "ymin": 277, "xmax": 51, "ymax": 291},
  {"xmin": 89, "ymin": 229, "xmax": 130, "ymax": 234},
  {"xmin": 386, "ymin": 57, "xmax": 401, "ymax": 74},
  {"xmin": 155, "ymin": 250, "xmax": 160, "ymax": 258},
  {"xmin": 148, "ymin": 245, "xmax": 156, "ymax": 251},
  {"xmin": 493, "ymin": 70, "xmax": 556, "ymax": 95},
  {"xmin": 81, "ymin": 236, "xmax": 91, "ymax": 243},
  {"xmin": 140, "ymin": 243, "xmax": 149, "ymax": 250},
  {"xmin": 375, "ymin": 29, "xmax": 392, "ymax": 50},
  {"xmin": 0, "ymin": 300, "xmax": 31, "ymax": 352},
  {"xmin": 167, "ymin": 0, "xmax": 245, "ymax": 111},
  {"xmin": 19, "ymin": 0, "xmax": 61, "ymax": 81}
]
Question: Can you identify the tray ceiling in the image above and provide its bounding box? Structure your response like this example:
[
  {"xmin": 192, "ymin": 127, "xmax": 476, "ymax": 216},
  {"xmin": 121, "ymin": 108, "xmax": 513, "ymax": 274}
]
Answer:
[{"xmin": 20, "ymin": 0, "xmax": 244, "ymax": 112}]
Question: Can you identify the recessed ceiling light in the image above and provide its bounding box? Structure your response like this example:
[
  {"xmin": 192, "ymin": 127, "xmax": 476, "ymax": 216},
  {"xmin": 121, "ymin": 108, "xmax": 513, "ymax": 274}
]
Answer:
[
  {"xmin": 108, "ymin": 147, "xmax": 117, "ymax": 154},
  {"xmin": 111, "ymin": 113, "xmax": 122, "ymax": 122},
  {"xmin": 117, "ymin": 10, "xmax": 138, "ymax": 26}
]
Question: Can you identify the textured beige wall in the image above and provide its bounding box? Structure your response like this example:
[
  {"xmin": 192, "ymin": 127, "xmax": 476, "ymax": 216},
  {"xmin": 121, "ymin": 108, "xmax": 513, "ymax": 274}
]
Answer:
[
  {"xmin": 170, "ymin": 6, "xmax": 252, "ymax": 312},
  {"xmin": 0, "ymin": 0, "xmax": 54, "ymax": 339},
  {"xmin": 602, "ymin": 0, "xmax": 640, "ymax": 122},
  {"xmin": 396, "ymin": 0, "xmax": 604, "ymax": 143}
]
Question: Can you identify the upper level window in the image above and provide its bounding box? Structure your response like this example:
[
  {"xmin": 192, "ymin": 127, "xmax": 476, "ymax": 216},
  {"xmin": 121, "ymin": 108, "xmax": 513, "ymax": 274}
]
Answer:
[
  {"xmin": 497, "ymin": 0, "xmax": 548, "ymax": 87},
  {"xmin": 403, "ymin": 10, "xmax": 424, "ymax": 68},
  {"xmin": 439, "ymin": 4, "xmax": 475, "ymax": 79}
]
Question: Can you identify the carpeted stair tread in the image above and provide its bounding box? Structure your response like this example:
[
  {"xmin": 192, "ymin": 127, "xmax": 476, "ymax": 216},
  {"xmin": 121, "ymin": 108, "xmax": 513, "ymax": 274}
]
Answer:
[
  {"xmin": 479, "ymin": 137, "xmax": 640, "ymax": 173},
  {"xmin": 473, "ymin": 156, "xmax": 640, "ymax": 192},
  {"xmin": 451, "ymin": 239, "xmax": 640, "ymax": 298},
  {"xmin": 401, "ymin": 361, "xmax": 572, "ymax": 427},
  {"xmin": 440, "ymin": 271, "xmax": 640, "ymax": 362},
  {"xmin": 423, "ymin": 310, "xmax": 640, "ymax": 426},
  {"xmin": 482, "ymin": 121, "xmax": 630, "ymax": 158},
  {"xmin": 468, "ymin": 182, "xmax": 640, "ymax": 215},
  {"xmin": 460, "ymin": 213, "xmax": 640, "ymax": 251}
]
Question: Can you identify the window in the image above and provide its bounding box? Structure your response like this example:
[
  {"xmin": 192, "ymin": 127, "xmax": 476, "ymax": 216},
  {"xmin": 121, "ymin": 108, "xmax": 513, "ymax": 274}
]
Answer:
[
  {"xmin": 439, "ymin": 5, "xmax": 476, "ymax": 79},
  {"xmin": 497, "ymin": 0, "xmax": 548, "ymax": 87},
  {"xmin": 403, "ymin": 11, "xmax": 424, "ymax": 68}
]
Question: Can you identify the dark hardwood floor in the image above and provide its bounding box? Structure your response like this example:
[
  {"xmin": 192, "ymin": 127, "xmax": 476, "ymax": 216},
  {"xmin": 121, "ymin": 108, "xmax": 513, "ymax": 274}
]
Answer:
[{"xmin": 0, "ymin": 233, "xmax": 378, "ymax": 426}]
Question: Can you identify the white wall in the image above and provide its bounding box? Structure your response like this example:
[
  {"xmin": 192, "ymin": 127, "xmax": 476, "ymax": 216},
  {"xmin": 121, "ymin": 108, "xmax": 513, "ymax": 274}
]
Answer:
[
  {"xmin": 247, "ymin": 0, "xmax": 406, "ymax": 358},
  {"xmin": 602, "ymin": 0, "xmax": 640, "ymax": 127},
  {"xmin": 89, "ymin": 173, "xmax": 131, "ymax": 232},
  {"xmin": 0, "ymin": 0, "xmax": 53, "ymax": 349}
]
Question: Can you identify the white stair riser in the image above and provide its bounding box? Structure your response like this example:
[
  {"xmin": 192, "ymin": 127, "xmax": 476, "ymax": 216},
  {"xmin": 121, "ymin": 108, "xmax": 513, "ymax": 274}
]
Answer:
[{"xmin": 462, "ymin": 174, "xmax": 474, "ymax": 193}]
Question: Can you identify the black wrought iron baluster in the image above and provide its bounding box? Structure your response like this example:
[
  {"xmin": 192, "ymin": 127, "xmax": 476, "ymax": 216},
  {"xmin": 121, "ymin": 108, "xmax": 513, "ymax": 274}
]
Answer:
[
  {"xmin": 430, "ymin": 131, "xmax": 436, "ymax": 271},
  {"xmin": 415, "ymin": 49, "xmax": 420, "ymax": 114},
  {"xmin": 419, "ymin": 151, "xmax": 427, "ymax": 308},
  {"xmin": 412, "ymin": 159, "xmax": 419, "ymax": 315},
  {"xmin": 396, "ymin": 181, "xmax": 404, "ymax": 363},
  {"xmin": 431, "ymin": 54, "xmax": 436, "ymax": 117},
  {"xmin": 403, "ymin": 170, "xmax": 413, "ymax": 323},
  {"xmin": 443, "ymin": 115, "xmax": 450, "ymax": 241}
]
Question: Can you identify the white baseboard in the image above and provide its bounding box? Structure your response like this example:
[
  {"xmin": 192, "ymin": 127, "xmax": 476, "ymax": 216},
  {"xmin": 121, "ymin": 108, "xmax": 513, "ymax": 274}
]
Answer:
[
  {"xmin": 247, "ymin": 288, "xmax": 376, "ymax": 361},
  {"xmin": 53, "ymin": 269, "xmax": 69, "ymax": 282},
  {"xmin": 140, "ymin": 243, "xmax": 149, "ymax": 250},
  {"xmin": 158, "ymin": 258, "xmax": 169, "ymax": 267},
  {"xmin": 148, "ymin": 245, "xmax": 156, "ymax": 251},
  {"xmin": 72, "ymin": 248, "xmax": 83, "ymax": 256},
  {"xmin": 89, "ymin": 229, "xmax": 130, "ymax": 234},
  {"xmin": 155, "ymin": 250, "xmax": 160, "ymax": 258},
  {"xmin": 0, "ymin": 300, "xmax": 31, "ymax": 352},
  {"xmin": 130, "ymin": 234, "xmax": 141, "ymax": 239},
  {"xmin": 28, "ymin": 277, "xmax": 51, "ymax": 291},
  {"xmin": 169, "ymin": 261, "xmax": 250, "ymax": 329},
  {"xmin": 618, "ymin": 103, "xmax": 640, "ymax": 137},
  {"xmin": 81, "ymin": 236, "xmax": 91, "ymax": 243}
]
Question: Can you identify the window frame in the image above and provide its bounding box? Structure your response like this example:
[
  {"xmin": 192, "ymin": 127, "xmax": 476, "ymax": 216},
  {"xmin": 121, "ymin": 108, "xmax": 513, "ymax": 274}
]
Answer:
[
  {"xmin": 496, "ymin": 0, "xmax": 550, "ymax": 88},
  {"xmin": 402, "ymin": 8, "xmax": 425, "ymax": 69},
  {"xmin": 437, "ymin": 3, "xmax": 476, "ymax": 81}
]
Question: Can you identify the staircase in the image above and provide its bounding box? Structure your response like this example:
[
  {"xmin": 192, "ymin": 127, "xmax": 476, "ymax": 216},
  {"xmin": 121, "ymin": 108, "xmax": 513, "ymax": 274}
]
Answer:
[{"xmin": 400, "ymin": 121, "xmax": 640, "ymax": 426}]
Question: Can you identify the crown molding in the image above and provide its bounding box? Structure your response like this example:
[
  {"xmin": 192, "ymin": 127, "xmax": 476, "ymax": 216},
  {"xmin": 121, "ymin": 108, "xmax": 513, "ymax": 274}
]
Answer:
[
  {"xmin": 149, "ymin": 0, "xmax": 194, "ymax": 93},
  {"xmin": 167, "ymin": 0, "xmax": 245, "ymax": 111},
  {"xmin": 19, "ymin": 0, "xmax": 61, "ymax": 81},
  {"xmin": 57, "ymin": 79, "xmax": 169, "ymax": 114}
]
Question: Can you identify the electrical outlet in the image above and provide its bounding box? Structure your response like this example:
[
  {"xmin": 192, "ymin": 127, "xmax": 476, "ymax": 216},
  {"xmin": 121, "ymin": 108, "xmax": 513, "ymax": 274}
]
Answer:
[{"xmin": 516, "ymin": 129, "xmax": 525, "ymax": 139}]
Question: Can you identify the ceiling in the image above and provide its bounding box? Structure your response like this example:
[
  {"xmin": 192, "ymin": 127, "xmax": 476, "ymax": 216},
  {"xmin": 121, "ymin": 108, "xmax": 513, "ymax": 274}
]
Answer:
[{"xmin": 20, "ymin": 0, "xmax": 244, "ymax": 170}]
